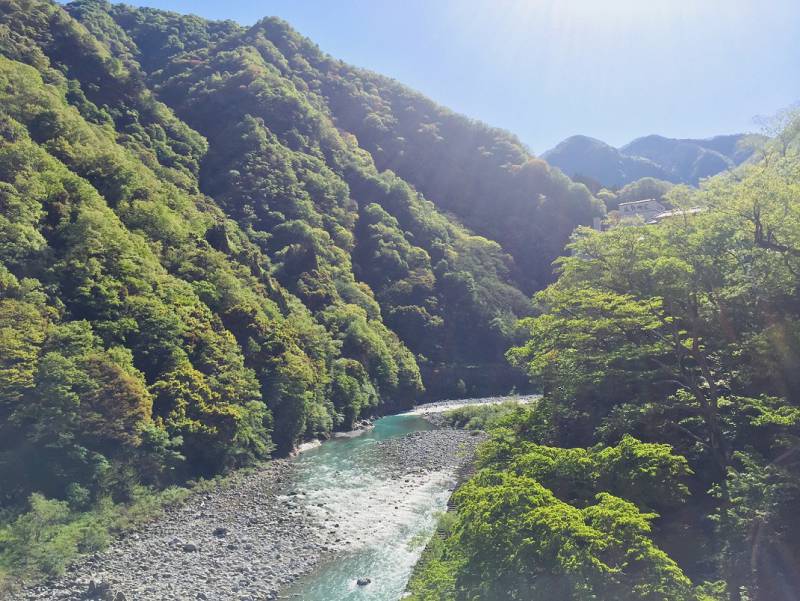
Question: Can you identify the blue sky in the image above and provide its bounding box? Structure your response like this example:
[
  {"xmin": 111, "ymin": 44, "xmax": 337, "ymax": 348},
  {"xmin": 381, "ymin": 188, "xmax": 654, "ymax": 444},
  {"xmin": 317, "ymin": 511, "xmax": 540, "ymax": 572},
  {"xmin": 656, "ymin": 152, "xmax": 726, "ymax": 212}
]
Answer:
[{"xmin": 116, "ymin": 0, "xmax": 800, "ymax": 154}]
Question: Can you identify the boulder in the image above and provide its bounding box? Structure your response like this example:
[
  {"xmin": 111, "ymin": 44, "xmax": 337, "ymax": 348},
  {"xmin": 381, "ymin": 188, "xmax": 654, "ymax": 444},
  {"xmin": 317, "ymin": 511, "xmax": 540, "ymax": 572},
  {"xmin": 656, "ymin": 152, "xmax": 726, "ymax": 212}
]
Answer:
[{"xmin": 84, "ymin": 579, "xmax": 113, "ymax": 599}]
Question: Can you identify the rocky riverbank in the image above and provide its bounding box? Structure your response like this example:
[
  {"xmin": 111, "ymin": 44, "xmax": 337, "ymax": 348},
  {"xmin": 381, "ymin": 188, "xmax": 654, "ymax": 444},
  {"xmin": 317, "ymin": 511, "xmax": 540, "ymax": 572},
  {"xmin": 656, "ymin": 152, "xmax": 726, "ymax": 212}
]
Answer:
[
  {"xmin": 15, "ymin": 458, "xmax": 319, "ymax": 601},
  {"xmin": 411, "ymin": 394, "xmax": 539, "ymax": 427},
  {"xmin": 15, "ymin": 419, "xmax": 483, "ymax": 601},
  {"xmin": 406, "ymin": 394, "xmax": 539, "ymax": 416}
]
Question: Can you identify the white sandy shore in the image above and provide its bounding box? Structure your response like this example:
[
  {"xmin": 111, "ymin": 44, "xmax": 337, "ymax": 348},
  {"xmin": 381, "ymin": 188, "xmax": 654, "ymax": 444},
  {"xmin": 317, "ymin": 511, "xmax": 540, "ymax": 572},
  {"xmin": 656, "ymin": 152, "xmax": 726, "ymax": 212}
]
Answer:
[{"xmin": 403, "ymin": 394, "xmax": 540, "ymax": 416}]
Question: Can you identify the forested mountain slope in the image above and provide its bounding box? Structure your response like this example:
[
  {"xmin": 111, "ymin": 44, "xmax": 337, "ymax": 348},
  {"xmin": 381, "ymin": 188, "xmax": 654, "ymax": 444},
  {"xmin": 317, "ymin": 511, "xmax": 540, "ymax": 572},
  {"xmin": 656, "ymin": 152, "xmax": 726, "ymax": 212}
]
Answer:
[
  {"xmin": 0, "ymin": 0, "xmax": 602, "ymax": 528},
  {"xmin": 543, "ymin": 135, "xmax": 667, "ymax": 188},
  {"xmin": 544, "ymin": 133, "xmax": 763, "ymax": 187},
  {"xmin": 74, "ymin": 1, "xmax": 604, "ymax": 295}
]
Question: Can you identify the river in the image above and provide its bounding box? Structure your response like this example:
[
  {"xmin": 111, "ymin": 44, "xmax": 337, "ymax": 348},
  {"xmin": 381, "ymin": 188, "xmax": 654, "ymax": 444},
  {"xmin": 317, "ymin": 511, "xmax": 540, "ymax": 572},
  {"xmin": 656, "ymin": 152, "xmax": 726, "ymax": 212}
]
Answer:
[
  {"xmin": 14, "ymin": 397, "xmax": 529, "ymax": 601},
  {"xmin": 282, "ymin": 411, "xmax": 463, "ymax": 600}
]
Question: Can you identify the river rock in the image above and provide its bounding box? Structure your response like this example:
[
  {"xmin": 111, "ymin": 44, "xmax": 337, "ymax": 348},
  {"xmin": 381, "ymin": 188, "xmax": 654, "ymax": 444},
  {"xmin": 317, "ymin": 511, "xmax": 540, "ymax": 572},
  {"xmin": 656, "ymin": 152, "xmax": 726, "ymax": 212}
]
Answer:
[
  {"xmin": 12, "ymin": 404, "xmax": 491, "ymax": 601},
  {"xmin": 84, "ymin": 579, "xmax": 113, "ymax": 599}
]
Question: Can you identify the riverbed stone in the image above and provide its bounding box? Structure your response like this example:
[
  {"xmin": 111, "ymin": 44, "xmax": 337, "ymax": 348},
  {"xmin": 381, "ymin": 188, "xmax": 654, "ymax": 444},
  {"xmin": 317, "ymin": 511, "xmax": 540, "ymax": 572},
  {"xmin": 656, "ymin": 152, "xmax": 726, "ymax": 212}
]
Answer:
[{"xmin": 10, "ymin": 400, "xmax": 494, "ymax": 601}]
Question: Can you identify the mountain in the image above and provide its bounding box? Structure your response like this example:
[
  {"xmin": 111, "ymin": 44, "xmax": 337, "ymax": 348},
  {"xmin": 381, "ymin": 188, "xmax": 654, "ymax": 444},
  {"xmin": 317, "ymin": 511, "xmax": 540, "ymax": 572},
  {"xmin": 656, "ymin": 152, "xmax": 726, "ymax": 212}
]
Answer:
[
  {"xmin": 542, "ymin": 135, "xmax": 667, "ymax": 188},
  {"xmin": 0, "ymin": 0, "xmax": 603, "ymax": 515},
  {"xmin": 543, "ymin": 132, "xmax": 763, "ymax": 187}
]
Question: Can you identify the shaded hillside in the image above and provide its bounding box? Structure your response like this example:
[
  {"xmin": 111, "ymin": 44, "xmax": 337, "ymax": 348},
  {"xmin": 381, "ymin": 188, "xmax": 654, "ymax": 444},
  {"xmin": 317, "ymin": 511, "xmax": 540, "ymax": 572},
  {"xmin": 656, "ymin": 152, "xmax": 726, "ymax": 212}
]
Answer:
[
  {"xmin": 0, "ymin": 0, "xmax": 602, "ymax": 523},
  {"xmin": 544, "ymin": 132, "xmax": 763, "ymax": 187}
]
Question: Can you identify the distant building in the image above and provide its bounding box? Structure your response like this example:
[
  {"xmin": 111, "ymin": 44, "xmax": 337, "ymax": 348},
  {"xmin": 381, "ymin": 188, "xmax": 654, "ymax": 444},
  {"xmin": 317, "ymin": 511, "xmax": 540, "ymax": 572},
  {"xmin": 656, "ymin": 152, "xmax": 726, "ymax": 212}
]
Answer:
[
  {"xmin": 617, "ymin": 199, "xmax": 666, "ymax": 222},
  {"xmin": 647, "ymin": 207, "xmax": 706, "ymax": 224},
  {"xmin": 594, "ymin": 199, "xmax": 707, "ymax": 231}
]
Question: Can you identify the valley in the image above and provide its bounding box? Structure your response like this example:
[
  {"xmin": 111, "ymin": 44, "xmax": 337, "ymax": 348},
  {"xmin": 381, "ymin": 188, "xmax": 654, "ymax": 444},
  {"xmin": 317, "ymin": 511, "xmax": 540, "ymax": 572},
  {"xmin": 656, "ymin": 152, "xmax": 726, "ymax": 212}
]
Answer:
[{"xmin": 12, "ymin": 398, "xmax": 523, "ymax": 601}]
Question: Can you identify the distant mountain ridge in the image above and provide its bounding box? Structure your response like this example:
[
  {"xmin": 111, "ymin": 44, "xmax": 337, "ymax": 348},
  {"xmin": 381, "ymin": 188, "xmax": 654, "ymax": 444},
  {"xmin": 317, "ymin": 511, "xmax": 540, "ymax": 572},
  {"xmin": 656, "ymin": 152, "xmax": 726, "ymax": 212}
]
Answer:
[{"xmin": 543, "ymin": 132, "xmax": 764, "ymax": 188}]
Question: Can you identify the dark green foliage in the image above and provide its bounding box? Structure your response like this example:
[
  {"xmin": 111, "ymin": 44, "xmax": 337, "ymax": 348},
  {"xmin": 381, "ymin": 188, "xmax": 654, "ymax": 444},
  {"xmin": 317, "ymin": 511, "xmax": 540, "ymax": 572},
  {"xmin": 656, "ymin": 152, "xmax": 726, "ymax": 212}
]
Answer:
[
  {"xmin": 319, "ymin": 73, "xmax": 605, "ymax": 293},
  {"xmin": 0, "ymin": 0, "xmax": 704, "ymax": 592},
  {"xmin": 0, "ymin": 0, "xmax": 599, "ymax": 535},
  {"xmin": 98, "ymin": 3, "xmax": 558, "ymax": 393}
]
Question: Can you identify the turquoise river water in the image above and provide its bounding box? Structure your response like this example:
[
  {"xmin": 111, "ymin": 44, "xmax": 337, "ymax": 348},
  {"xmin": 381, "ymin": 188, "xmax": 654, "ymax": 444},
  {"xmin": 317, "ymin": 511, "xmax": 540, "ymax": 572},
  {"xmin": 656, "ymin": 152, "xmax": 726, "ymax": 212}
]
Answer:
[{"xmin": 282, "ymin": 411, "xmax": 455, "ymax": 600}]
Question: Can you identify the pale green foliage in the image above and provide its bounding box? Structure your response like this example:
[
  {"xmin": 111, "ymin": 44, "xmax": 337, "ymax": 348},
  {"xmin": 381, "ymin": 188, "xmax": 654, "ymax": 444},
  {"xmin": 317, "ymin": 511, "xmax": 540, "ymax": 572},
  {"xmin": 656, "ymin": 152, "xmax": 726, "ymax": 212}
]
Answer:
[
  {"xmin": 504, "ymin": 133, "xmax": 800, "ymax": 600},
  {"xmin": 447, "ymin": 471, "xmax": 694, "ymax": 601}
]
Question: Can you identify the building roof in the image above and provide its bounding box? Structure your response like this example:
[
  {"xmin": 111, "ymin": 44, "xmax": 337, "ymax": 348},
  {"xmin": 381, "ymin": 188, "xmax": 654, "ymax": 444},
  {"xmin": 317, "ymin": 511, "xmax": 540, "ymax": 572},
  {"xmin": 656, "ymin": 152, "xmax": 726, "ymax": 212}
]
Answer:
[
  {"xmin": 647, "ymin": 207, "xmax": 705, "ymax": 223},
  {"xmin": 618, "ymin": 198, "xmax": 660, "ymax": 208}
]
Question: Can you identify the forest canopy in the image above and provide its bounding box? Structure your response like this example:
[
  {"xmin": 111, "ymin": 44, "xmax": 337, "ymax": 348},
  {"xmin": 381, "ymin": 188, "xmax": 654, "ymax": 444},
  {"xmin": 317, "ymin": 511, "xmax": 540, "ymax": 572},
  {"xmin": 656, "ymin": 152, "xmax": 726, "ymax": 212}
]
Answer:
[
  {"xmin": 409, "ymin": 128, "xmax": 800, "ymax": 601},
  {"xmin": 3, "ymin": 2, "xmax": 793, "ymax": 600},
  {"xmin": 0, "ymin": 0, "xmax": 602, "ymax": 548}
]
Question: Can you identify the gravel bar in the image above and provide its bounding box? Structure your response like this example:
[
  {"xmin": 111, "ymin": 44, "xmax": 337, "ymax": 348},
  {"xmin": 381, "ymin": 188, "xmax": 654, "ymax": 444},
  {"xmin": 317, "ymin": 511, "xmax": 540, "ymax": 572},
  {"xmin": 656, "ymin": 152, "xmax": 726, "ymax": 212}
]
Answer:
[{"xmin": 14, "ymin": 426, "xmax": 484, "ymax": 600}]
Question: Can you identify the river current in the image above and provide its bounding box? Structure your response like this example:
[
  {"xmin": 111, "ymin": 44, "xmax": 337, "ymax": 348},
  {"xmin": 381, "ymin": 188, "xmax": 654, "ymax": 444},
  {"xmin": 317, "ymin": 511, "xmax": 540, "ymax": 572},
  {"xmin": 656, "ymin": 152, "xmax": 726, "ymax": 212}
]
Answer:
[{"xmin": 282, "ymin": 411, "xmax": 459, "ymax": 600}]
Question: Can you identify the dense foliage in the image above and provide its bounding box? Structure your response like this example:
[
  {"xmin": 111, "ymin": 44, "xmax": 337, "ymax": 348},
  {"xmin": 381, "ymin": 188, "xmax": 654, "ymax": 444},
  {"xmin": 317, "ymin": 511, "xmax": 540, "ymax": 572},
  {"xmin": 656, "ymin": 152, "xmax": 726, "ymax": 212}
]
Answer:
[
  {"xmin": 411, "ymin": 133, "xmax": 800, "ymax": 600},
  {"xmin": 0, "ymin": 0, "xmax": 604, "ymax": 581},
  {"xmin": 6, "ymin": 2, "xmax": 793, "ymax": 598},
  {"xmin": 411, "ymin": 425, "xmax": 697, "ymax": 600},
  {"xmin": 596, "ymin": 176, "xmax": 676, "ymax": 211}
]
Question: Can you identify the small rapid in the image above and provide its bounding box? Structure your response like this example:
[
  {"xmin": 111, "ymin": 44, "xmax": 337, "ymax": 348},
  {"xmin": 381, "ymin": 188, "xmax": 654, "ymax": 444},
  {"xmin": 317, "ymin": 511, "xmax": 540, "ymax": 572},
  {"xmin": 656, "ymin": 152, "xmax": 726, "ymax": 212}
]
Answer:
[
  {"xmin": 281, "ymin": 411, "xmax": 474, "ymax": 600},
  {"xmin": 13, "ymin": 398, "xmax": 526, "ymax": 601}
]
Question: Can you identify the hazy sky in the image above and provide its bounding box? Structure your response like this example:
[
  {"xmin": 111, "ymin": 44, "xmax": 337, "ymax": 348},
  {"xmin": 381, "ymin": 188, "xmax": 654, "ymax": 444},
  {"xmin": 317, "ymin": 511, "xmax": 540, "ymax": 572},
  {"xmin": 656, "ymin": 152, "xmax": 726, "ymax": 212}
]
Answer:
[{"xmin": 117, "ymin": 0, "xmax": 800, "ymax": 154}]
